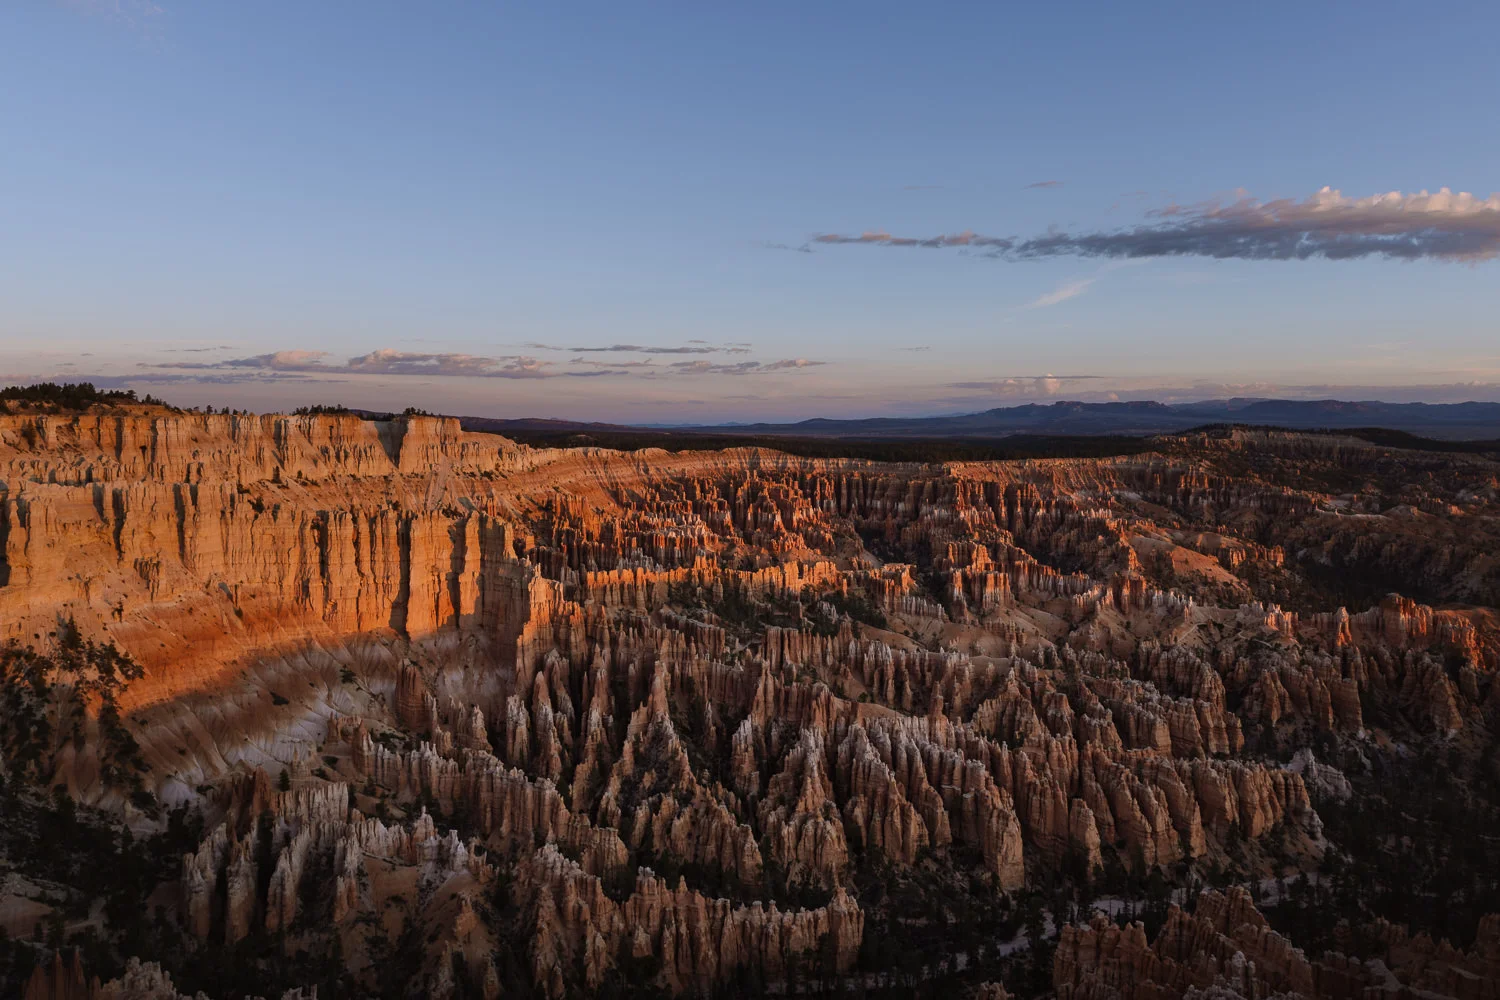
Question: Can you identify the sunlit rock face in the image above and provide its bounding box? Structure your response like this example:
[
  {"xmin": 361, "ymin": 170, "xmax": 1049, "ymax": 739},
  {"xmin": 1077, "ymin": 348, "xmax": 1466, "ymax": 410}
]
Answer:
[{"xmin": 3, "ymin": 409, "xmax": 1499, "ymax": 998}]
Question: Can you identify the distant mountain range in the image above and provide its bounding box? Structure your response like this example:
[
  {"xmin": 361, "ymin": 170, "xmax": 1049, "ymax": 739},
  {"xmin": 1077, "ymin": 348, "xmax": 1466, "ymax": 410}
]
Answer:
[{"xmin": 461, "ymin": 399, "xmax": 1500, "ymax": 442}]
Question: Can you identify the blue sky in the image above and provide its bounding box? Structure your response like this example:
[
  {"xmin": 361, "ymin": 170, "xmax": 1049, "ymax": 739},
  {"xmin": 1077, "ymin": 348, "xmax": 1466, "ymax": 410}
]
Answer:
[{"xmin": 3, "ymin": 1, "xmax": 1500, "ymax": 421}]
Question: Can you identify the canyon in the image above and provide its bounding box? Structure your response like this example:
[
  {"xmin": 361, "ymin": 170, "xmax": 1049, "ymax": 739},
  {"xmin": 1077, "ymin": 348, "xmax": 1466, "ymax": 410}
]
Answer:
[{"xmin": 2, "ymin": 406, "xmax": 1499, "ymax": 998}]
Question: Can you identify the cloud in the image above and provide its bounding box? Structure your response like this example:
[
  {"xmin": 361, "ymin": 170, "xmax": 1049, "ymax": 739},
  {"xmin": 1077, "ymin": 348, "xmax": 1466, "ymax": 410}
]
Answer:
[
  {"xmin": 528, "ymin": 341, "xmax": 752, "ymax": 355},
  {"xmin": 811, "ymin": 187, "xmax": 1500, "ymax": 262},
  {"xmin": 812, "ymin": 230, "xmax": 1014, "ymax": 250},
  {"xmin": 153, "ymin": 350, "xmax": 325, "ymax": 372},
  {"xmin": 158, "ymin": 349, "xmax": 562, "ymax": 379},
  {"xmin": 668, "ymin": 361, "xmax": 752, "ymax": 376},
  {"xmin": 1023, "ymin": 260, "xmax": 1140, "ymax": 309},
  {"xmin": 761, "ymin": 241, "xmax": 816, "ymax": 254},
  {"xmin": 104, "ymin": 371, "xmax": 326, "ymax": 385},
  {"xmin": 228, "ymin": 350, "xmax": 330, "ymax": 371},
  {"xmin": 663, "ymin": 358, "xmax": 827, "ymax": 376},
  {"xmin": 1025, "ymin": 180, "xmax": 1063, "ymax": 189},
  {"xmin": 560, "ymin": 343, "xmax": 715, "ymax": 355},
  {"xmin": 949, "ymin": 374, "xmax": 1103, "ymax": 397},
  {"xmin": 569, "ymin": 357, "xmax": 658, "ymax": 369},
  {"xmin": 1027, "ymin": 277, "xmax": 1095, "ymax": 308},
  {"xmin": 344, "ymin": 350, "xmax": 555, "ymax": 378},
  {"xmin": 139, "ymin": 346, "xmax": 814, "ymax": 384}
]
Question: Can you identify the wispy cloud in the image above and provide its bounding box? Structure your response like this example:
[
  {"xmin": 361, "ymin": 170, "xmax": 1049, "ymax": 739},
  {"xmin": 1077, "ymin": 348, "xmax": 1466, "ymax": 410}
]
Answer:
[
  {"xmin": 157, "ymin": 349, "xmax": 564, "ymax": 379},
  {"xmin": 1024, "ymin": 180, "xmax": 1063, "ymax": 189},
  {"xmin": 812, "ymin": 230, "xmax": 1012, "ymax": 249},
  {"xmin": 1026, "ymin": 277, "xmax": 1095, "ymax": 308},
  {"xmin": 103, "ymin": 371, "xmax": 327, "ymax": 386},
  {"xmin": 344, "ymin": 350, "xmax": 556, "ymax": 378},
  {"xmin": 569, "ymin": 357, "xmax": 659, "ymax": 369},
  {"xmin": 137, "ymin": 347, "xmax": 820, "ymax": 384},
  {"xmin": 153, "ymin": 349, "xmax": 323, "ymax": 372},
  {"xmin": 527, "ymin": 341, "xmax": 753, "ymax": 355},
  {"xmin": 761, "ymin": 358, "xmax": 825, "ymax": 370},
  {"xmin": 1023, "ymin": 259, "xmax": 1142, "ymax": 309},
  {"xmin": 948, "ymin": 374, "xmax": 1103, "ymax": 397},
  {"xmin": 661, "ymin": 358, "xmax": 827, "ymax": 377},
  {"xmin": 811, "ymin": 187, "xmax": 1500, "ymax": 263}
]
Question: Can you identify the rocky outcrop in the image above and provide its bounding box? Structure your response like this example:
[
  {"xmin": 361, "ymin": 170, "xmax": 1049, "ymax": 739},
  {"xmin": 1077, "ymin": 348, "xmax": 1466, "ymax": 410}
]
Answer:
[
  {"xmin": 23, "ymin": 952, "xmax": 318, "ymax": 1000},
  {"xmin": 1054, "ymin": 888, "xmax": 1500, "ymax": 1000},
  {"xmin": 23, "ymin": 950, "xmax": 95, "ymax": 1000},
  {"xmin": 595, "ymin": 670, "xmax": 764, "ymax": 890},
  {"xmin": 180, "ymin": 773, "xmax": 490, "ymax": 944},
  {"xmin": 757, "ymin": 730, "xmax": 849, "ymax": 887},
  {"xmin": 1054, "ymin": 888, "xmax": 1313, "ymax": 1000},
  {"xmin": 517, "ymin": 844, "xmax": 862, "ymax": 997}
]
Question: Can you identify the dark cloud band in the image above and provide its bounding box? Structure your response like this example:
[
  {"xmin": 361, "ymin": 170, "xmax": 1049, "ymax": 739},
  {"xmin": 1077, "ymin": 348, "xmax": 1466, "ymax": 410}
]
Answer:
[{"xmin": 812, "ymin": 187, "xmax": 1500, "ymax": 262}]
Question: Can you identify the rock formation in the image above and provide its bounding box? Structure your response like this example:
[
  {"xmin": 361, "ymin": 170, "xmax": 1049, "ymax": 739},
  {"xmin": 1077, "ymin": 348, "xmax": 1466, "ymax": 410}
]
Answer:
[
  {"xmin": 3, "ymin": 409, "xmax": 1499, "ymax": 997},
  {"xmin": 1053, "ymin": 888, "xmax": 1500, "ymax": 1000}
]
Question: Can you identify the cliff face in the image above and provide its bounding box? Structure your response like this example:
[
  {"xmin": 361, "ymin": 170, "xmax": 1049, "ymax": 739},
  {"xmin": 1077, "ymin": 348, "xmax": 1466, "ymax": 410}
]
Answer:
[
  {"xmin": 0, "ymin": 411, "xmax": 506, "ymax": 484},
  {"xmin": 3, "ymin": 409, "xmax": 1499, "ymax": 998},
  {"xmin": 0, "ymin": 414, "xmax": 541, "ymax": 710},
  {"xmin": 1054, "ymin": 887, "xmax": 1315, "ymax": 1000}
]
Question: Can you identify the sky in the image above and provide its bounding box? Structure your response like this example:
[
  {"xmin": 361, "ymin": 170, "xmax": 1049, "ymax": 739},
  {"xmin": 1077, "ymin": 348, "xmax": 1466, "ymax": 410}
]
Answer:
[{"xmin": 3, "ymin": 1, "xmax": 1500, "ymax": 423}]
